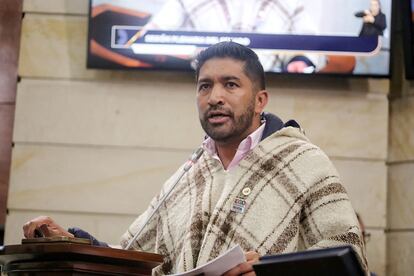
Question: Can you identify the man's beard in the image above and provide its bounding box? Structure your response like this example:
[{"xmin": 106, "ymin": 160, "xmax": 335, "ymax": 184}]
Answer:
[{"xmin": 199, "ymin": 99, "xmax": 256, "ymax": 143}]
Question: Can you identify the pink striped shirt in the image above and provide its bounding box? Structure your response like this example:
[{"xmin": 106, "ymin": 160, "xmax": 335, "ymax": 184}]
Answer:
[{"xmin": 202, "ymin": 122, "xmax": 266, "ymax": 171}]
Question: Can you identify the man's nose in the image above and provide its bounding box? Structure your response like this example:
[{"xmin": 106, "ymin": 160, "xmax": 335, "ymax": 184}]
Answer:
[{"xmin": 207, "ymin": 85, "xmax": 225, "ymax": 106}]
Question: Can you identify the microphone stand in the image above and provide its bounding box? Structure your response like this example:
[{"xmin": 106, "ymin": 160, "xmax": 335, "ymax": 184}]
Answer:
[{"xmin": 125, "ymin": 147, "xmax": 204, "ymax": 250}]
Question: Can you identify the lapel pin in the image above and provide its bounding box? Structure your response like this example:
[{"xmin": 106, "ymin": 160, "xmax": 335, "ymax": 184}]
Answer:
[{"xmin": 242, "ymin": 187, "xmax": 251, "ymax": 196}]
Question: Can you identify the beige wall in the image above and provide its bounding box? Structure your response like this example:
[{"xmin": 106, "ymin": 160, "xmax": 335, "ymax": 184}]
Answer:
[
  {"xmin": 387, "ymin": 86, "xmax": 414, "ymax": 276},
  {"xmin": 4, "ymin": 0, "xmax": 394, "ymax": 275}
]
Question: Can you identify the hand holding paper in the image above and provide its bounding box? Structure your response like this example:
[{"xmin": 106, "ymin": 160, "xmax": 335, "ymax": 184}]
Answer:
[{"xmin": 167, "ymin": 245, "xmax": 246, "ymax": 276}]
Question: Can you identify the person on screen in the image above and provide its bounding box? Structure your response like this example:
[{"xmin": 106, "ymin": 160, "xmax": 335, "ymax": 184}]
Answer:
[
  {"xmin": 23, "ymin": 42, "xmax": 369, "ymax": 276},
  {"xmin": 356, "ymin": 0, "xmax": 387, "ymax": 36},
  {"xmin": 129, "ymin": 0, "xmax": 323, "ymax": 73}
]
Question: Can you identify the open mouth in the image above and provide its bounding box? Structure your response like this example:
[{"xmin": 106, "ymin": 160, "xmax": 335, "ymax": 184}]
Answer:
[{"xmin": 206, "ymin": 110, "xmax": 232, "ymax": 124}]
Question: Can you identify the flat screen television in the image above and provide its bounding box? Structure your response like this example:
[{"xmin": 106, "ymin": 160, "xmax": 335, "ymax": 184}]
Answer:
[
  {"xmin": 403, "ymin": 0, "xmax": 414, "ymax": 79},
  {"xmin": 87, "ymin": 0, "xmax": 393, "ymax": 77},
  {"xmin": 253, "ymin": 246, "xmax": 365, "ymax": 276}
]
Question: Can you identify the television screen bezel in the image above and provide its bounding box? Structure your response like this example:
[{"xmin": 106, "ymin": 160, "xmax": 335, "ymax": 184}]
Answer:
[{"xmin": 403, "ymin": 0, "xmax": 414, "ymax": 79}]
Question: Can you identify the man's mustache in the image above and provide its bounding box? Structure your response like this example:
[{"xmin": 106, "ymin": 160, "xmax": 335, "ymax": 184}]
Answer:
[{"xmin": 204, "ymin": 106, "xmax": 234, "ymax": 119}]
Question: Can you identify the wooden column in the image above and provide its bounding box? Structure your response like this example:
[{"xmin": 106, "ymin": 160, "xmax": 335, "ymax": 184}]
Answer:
[{"xmin": 0, "ymin": 0, "xmax": 22, "ymax": 243}]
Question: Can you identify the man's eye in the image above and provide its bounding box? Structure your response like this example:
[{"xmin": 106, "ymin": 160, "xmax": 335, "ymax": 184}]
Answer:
[
  {"xmin": 198, "ymin": 84, "xmax": 210, "ymax": 91},
  {"xmin": 226, "ymin": 82, "xmax": 238, "ymax": 88}
]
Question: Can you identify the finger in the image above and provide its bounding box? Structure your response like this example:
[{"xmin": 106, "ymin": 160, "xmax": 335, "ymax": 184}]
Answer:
[
  {"xmin": 247, "ymin": 260, "xmax": 259, "ymax": 268},
  {"xmin": 24, "ymin": 221, "xmax": 40, "ymax": 239},
  {"xmin": 39, "ymin": 224, "xmax": 51, "ymax": 237},
  {"xmin": 223, "ymin": 262, "xmax": 253, "ymax": 276},
  {"xmin": 48, "ymin": 224, "xmax": 73, "ymax": 238},
  {"xmin": 23, "ymin": 219, "xmax": 40, "ymax": 237},
  {"xmin": 23, "ymin": 222, "xmax": 31, "ymax": 238},
  {"xmin": 41, "ymin": 219, "xmax": 74, "ymax": 238},
  {"xmin": 22, "ymin": 216, "xmax": 53, "ymax": 238},
  {"xmin": 245, "ymin": 251, "xmax": 260, "ymax": 262},
  {"xmin": 222, "ymin": 266, "xmax": 240, "ymax": 276}
]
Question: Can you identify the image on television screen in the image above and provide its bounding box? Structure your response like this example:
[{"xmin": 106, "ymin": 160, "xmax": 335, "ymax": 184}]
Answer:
[{"xmin": 87, "ymin": 0, "xmax": 392, "ymax": 77}]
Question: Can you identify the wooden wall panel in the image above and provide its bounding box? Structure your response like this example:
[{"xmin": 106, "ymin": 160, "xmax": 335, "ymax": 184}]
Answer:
[
  {"xmin": 0, "ymin": 106, "xmax": 14, "ymax": 225},
  {"xmin": 0, "ymin": 11, "xmax": 19, "ymax": 102},
  {"xmin": 0, "ymin": 0, "xmax": 22, "ymax": 229}
]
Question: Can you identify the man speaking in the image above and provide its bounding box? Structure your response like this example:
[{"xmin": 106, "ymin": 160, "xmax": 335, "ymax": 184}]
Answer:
[{"xmin": 23, "ymin": 42, "xmax": 368, "ymax": 275}]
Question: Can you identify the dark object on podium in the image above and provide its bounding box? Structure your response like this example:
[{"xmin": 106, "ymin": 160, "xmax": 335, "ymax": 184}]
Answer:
[
  {"xmin": 253, "ymin": 246, "xmax": 365, "ymax": 276},
  {"xmin": 0, "ymin": 238, "xmax": 163, "ymax": 275}
]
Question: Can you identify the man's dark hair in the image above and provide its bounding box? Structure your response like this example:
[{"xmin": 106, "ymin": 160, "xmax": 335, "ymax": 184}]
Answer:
[{"xmin": 194, "ymin": 41, "xmax": 266, "ymax": 90}]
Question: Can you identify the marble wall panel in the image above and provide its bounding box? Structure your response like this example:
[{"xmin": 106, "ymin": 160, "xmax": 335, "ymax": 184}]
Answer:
[
  {"xmin": 389, "ymin": 96, "xmax": 414, "ymax": 162},
  {"xmin": 388, "ymin": 162, "xmax": 414, "ymax": 229},
  {"xmin": 266, "ymin": 75, "xmax": 389, "ymax": 96},
  {"xmin": 5, "ymin": 209, "xmax": 136, "ymax": 245},
  {"xmin": 365, "ymin": 229, "xmax": 386, "ymax": 276},
  {"xmin": 8, "ymin": 144, "xmax": 189, "ymax": 214},
  {"xmin": 333, "ymin": 159, "xmax": 387, "ymax": 228},
  {"xmin": 7, "ymin": 142, "xmax": 387, "ymax": 226},
  {"xmin": 23, "ymin": 0, "xmax": 87, "ymax": 15},
  {"xmin": 14, "ymin": 79, "xmax": 203, "ymax": 149},
  {"xmin": 18, "ymin": 14, "xmax": 91, "ymax": 79},
  {"xmin": 14, "ymin": 79, "xmax": 388, "ymax": 160},
  {"xmin": 266, "ymin": 89, "xmax": 388, "ymax": 160},
  {"xmin": 387, "ymin": 231, "xmax": 414, "ymax": 276}
]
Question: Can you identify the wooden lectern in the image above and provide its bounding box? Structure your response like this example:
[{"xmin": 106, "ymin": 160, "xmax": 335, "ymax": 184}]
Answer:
[{"xmin": 0, "ymin": 239, "xmax": 163, "ymax": 275}]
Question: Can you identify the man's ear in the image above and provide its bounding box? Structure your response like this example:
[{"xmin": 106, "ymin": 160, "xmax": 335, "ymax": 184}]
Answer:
[{"xmin": 255, "ymin": 90, "xmax": 268, "ymax": 114}]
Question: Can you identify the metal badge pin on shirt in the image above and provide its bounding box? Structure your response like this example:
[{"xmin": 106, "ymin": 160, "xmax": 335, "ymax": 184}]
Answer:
[
  {"xmin": 231, "ymin": 197, "xmax": 247, "ymax": 214},
  {"xmin": 231, "ymin": 187, "xmax": 251, "ymax": 214}
]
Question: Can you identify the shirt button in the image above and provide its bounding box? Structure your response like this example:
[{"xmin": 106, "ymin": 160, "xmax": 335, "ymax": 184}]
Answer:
[{"xmin": 242, "ymin": 187, "xmax": 251, "ymax": 196}]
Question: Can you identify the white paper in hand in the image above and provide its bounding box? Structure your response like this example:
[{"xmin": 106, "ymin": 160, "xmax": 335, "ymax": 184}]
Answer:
[{"xmin": 167, "ymin": 245, "xmax": 246, "ymax": 276}]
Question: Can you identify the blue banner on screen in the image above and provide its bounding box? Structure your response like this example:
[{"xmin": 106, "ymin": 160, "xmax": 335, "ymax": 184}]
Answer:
[
  {"xmin": 112, "ymin": 29, "xmax": 381, "ymax": 53},
  {"xmin": 88, "ymin": 0, "xmax": 392, "ymax": 76}
]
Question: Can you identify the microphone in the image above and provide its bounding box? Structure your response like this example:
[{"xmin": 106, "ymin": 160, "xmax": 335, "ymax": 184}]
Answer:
[
  {"xmin": 354, "ymin": 11, "xmax": 367, "ymax": 18},
  {"xmin": 124, "ymin": 147, "xmax": 204, "ymax": 250}
]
